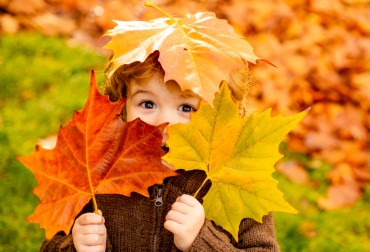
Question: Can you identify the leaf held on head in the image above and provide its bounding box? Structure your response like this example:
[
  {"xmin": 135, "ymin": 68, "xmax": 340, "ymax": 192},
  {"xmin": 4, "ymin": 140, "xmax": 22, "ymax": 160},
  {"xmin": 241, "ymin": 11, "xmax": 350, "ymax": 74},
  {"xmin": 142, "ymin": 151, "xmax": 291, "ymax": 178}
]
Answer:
[{"xmin": 104, "ymin": 11, "xmax": 259, "ymax": 105}]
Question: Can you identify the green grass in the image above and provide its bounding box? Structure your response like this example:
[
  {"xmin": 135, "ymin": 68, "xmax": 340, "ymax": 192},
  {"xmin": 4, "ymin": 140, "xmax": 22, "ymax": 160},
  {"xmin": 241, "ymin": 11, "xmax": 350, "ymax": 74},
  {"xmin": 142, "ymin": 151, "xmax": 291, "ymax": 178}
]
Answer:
[
  {"xmin": 0, "ymin": 33, "xmax": 106, "ymax": 251},
  {"xmin": 274, "ymin": 152, "xmax": 370, "ymax": 252},
  {"xmin": 1, "ymin": 33, "xmax": 369, "ymax": 251}
]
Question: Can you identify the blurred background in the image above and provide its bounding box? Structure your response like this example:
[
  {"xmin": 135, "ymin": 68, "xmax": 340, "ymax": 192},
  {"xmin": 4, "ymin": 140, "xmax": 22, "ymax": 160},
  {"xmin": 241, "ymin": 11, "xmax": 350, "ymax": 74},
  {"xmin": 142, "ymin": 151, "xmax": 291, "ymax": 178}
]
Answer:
[{"xmin": 0, "ymin": 0, "xmax": 369, "ymax": 251}]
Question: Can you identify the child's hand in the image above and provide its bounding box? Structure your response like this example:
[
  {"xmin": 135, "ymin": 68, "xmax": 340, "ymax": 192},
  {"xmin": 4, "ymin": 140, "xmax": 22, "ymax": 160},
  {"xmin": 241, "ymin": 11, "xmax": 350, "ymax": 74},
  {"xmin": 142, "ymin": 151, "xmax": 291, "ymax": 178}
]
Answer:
[
  {"xmin": 164, "ymin": 194, "xmax": 205, "ymax": 251},
  {"xmin": 72, "ymin": 210, "xmax": 107, "ymax": 252}
]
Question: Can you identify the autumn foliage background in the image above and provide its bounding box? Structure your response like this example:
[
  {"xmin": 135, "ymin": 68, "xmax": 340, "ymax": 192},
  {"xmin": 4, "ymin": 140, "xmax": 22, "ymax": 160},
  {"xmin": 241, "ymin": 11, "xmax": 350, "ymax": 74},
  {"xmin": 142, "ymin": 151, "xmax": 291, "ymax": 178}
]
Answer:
[{"xmin": 0, "ymin": 0, "xmax": 369, "ymax": 251}]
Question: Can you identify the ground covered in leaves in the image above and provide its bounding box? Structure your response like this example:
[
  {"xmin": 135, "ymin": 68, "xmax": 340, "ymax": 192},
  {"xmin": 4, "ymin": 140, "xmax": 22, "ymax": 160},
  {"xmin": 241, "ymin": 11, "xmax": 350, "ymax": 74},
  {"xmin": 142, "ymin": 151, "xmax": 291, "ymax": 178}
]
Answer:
[
  {"xmin": 1, "ymin": 31, "xmax": 369, "ymax": 252},
  {"xmin": 0, "ymin": 0, "xmax": 369, "ymax": 251},
  {"xmin": 2, "ymin": 0, "xmax": 369, "ymax": 210}
]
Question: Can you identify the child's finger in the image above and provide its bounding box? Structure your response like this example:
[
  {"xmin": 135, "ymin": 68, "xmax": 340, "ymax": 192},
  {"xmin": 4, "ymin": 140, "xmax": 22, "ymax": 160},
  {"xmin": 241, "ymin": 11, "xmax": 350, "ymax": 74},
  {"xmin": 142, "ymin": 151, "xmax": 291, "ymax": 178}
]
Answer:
[
  {"xmin": 78, "ymin": 213, "xmax": 105, "ymax": 225},
  {"xmin": 80, "ymin": 223, "xmax": 107, "ymax": 235},
  {"xmin": 176, "ymin": 194, "xmax": 199, "ymax": 207},
  {"xmin": 165, "ymin": 209, "xmax": 186, "ymax": 224},
  {"xmin": 81, "ymin": 233, "xmax": 105, "ymax": 246},
  {"xmin": 79, "ymin": 245, "xmax": 106, "ymax": 252},
  {"xmin": 171, "ymin": 201, "xmax": 192, "ymax": 214},
  {"xmin": 164, "ymin": 219, "xmax": 182, "ymax": 235},
  {"xmin": 161, "ymin": 159, "xmax": 175, "ymax": 169}
]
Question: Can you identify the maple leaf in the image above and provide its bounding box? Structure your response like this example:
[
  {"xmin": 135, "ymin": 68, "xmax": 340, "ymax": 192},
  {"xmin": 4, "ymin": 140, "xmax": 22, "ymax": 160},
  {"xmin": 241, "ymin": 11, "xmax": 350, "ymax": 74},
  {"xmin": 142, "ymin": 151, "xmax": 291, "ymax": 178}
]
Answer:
[
  {"xmin": 163, "ymin": 82, "xmax": 308, "ymax": 241},
  {"xmin": 18, "ymin": 71, "xmax": 176, "ymax": 239},
  {"xmin": 103, "ymin": 2, "xmax": 259, "ymax": 105}
]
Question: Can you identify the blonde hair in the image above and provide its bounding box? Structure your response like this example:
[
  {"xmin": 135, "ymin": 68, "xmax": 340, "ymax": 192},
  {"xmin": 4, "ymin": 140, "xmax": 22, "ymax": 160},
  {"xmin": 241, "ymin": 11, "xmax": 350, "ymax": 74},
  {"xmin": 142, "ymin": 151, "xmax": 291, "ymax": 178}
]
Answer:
[{"xmin": 103, "ymin": 51, "xmax": 251, "ymax": 117}]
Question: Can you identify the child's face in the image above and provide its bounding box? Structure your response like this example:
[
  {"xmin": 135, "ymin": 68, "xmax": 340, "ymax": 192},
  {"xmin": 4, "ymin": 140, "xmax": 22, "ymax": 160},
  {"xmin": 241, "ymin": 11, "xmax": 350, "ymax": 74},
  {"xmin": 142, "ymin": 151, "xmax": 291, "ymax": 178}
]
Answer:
[{"xmin": 126, "ymin": 73, "xmax": 201, "ymax": 126}]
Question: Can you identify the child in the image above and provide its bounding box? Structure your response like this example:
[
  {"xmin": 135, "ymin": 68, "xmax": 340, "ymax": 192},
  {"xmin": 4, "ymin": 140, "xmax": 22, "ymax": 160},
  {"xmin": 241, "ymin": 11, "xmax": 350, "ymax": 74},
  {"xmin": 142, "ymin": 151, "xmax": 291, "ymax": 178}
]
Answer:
[{"xmin": 40, "ymin": 51, "xmax": 279, "ymax": 251}]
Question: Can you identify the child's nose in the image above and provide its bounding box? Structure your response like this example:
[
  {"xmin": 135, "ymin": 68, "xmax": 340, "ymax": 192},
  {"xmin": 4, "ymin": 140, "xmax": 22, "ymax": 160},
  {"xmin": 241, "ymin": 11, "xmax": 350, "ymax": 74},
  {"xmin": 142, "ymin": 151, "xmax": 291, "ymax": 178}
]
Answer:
[{"xmin": 156, "ymin": 110, "xmax": 180, "ymax": 126}]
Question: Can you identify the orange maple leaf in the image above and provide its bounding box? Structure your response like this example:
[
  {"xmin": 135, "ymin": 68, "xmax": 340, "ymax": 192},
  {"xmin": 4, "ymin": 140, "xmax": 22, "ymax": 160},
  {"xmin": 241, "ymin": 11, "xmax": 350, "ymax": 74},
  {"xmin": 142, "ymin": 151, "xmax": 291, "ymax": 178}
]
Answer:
[
  {"xmin": 18, "ymin": 71, "xmax": 177, "ymax": 239},
  {"xmin": 104, "ymin": 2, "xmax": 259, "ymax": 105}
]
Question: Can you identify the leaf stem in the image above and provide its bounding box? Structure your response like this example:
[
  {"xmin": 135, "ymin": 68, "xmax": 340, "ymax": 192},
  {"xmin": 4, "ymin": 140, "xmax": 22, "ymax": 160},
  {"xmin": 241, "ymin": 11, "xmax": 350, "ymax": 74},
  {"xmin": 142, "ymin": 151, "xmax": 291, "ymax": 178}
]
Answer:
[
  {"xmin": 194, "ymin": 178, "xmax": 209, "ymax": 199},
  {"xmin": 86, "ymin": 146, "xmax": 98, "ymax": 213},
  {"xmin": 86, "ymin": 165, "xmax": 98, "ymax": 213},
  {"xmin": 89, "ymin": 183, "xmax": 98, "ymax": 214},
  {"xmin": 86, "ymin": 71, "xmax": 99, "ymax": 214},
  {"xmin": 144, "ymin": 1, "xmax": 176, "ymax": 23}
]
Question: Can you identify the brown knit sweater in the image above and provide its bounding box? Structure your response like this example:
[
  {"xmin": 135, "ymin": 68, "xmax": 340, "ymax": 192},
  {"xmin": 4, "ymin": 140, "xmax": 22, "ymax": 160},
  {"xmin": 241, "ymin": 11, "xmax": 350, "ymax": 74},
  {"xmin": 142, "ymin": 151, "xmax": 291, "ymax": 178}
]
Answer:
[{"xmin": 40, "ymin": 170, "xmax": 280, "ymax": 251}]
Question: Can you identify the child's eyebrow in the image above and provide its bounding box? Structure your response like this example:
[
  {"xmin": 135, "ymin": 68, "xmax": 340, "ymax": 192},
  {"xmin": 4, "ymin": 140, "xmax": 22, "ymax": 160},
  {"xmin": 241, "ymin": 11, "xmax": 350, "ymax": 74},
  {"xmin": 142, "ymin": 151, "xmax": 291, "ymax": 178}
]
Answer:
[{"xmin": 129, "ymin": 89, "xmax": 155, "ymax": 98}]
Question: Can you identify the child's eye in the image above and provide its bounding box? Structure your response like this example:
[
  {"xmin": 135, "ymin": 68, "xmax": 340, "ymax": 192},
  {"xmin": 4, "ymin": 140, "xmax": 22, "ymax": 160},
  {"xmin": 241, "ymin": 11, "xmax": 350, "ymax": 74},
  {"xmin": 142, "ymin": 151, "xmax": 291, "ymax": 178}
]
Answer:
[
  {"xmin": 140, "ymin": 101, "xmax": 156, "ymax": 109},
  {"xmin": 178, "ymin": 104, "xmax": 196, "ymax": 112}
]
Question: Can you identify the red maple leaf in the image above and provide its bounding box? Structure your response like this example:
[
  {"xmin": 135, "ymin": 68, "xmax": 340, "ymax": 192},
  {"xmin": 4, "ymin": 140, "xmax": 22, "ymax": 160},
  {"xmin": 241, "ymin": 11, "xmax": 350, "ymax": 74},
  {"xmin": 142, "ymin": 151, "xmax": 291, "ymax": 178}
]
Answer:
[{"xmin": 18, "ymin": 71, "xmax": 177, "ymax": 239}]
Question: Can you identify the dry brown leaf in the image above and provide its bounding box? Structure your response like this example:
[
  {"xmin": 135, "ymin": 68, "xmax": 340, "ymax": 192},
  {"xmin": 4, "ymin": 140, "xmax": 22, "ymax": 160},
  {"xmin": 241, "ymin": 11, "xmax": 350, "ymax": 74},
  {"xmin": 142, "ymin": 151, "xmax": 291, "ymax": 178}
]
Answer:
[
  {"xmin": 0, "ymin": 14, "xmax": 19, "ymax": 34},
  {"xmin": 318, "ymin": 183, "xmax": 362, "ymax": 210},
  {"xmin": 8, "ymin": 0, "xmax": 45, "ymax": 14},
  {"xmin": 276, "ymin": 160, "xmax": 309, "ymax": 184},
  {"xmin": 32, "ymin": 13, "xmax": 77, "ymax": 36}
]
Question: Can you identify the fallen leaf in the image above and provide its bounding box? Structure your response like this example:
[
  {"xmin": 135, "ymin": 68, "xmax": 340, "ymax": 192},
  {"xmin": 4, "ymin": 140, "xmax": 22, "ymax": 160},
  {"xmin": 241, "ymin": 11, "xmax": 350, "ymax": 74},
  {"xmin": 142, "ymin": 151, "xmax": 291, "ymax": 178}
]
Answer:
[
  {"xmin": 163, "ymin": 82, "xmax": 307, "ymax": 240},
  {"xmin": 31, "ymin": 13, "xmax": 77, "ymax": 36},
  {"xmin": 7, "ymin": 0, "xmax": 45, "ymax": 15},
  {"xmin": 18, "ymin": 71, "xmax": 176, "ymax": 239},
  {"xmin": 327, "ymin": 163, "xmax": 356, "ymax": 184},
  {"xmin": 276, "ymin": 160, "xmax": 309, "ymax": 184},
  {"xmin": 0, "ymin": 14, "xmax": 19, "ymax": 34},
  {"xmin": 299, "ymin": 220, "xmax": 317, "ymax": 238},
  {"xmin": 353, "ymin": 166, "xmax": 370, "ymax": 183},
  {"xmin": 318, "ymin": 183, "xmax": 362, "ymax": 210}
]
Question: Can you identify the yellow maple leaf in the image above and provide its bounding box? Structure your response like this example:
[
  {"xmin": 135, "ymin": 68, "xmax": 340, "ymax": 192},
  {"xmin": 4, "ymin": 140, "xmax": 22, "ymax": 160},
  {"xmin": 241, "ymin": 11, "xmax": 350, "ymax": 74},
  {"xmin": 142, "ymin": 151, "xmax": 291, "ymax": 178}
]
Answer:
[
  {"xmin": 104, "ymin": 3, "xmax": 259, "ymax": 105},
  {"xmin": 163, "ymin": 82, "xmax": 308, "ymax": 241}
]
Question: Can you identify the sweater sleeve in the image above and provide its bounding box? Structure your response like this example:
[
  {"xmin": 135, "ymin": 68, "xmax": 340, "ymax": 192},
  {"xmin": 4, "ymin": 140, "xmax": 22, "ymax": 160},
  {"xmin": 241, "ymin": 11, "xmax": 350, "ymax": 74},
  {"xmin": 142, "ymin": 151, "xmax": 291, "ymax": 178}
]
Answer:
[
  {"xmin": 39, "ymin": 230, "xmax": 113, "ymax": 251},
  {"xmin": 188, "ymin": 213, "xmax": 280, "ymax": 252},
  {"xmin": 40, "ymin": 232, "xmax": 76, "ymax": 252}
]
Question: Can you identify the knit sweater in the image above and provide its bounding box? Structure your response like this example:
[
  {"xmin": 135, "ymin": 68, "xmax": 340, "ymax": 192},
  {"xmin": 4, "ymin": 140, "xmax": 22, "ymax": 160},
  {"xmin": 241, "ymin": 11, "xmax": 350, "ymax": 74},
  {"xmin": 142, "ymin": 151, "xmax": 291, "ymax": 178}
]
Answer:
[{"xmin": 40, "ymin": 170, "xmax": 280, "ymax": 251}]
